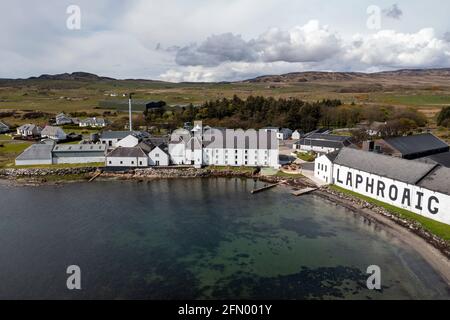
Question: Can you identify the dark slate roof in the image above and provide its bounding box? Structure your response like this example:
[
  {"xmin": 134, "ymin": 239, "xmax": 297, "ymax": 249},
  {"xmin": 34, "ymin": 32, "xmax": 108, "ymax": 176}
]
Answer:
[
  {"xmin": 333, "ymin": 148, "xmax": 437, "ymax": 185},
  {"xmin": 106, "ymin": 147, "xmax": 147, "ymax": 158},
  {"xmin": 100, "ymin": 131, "xmax": 149, "ymax": 140},
  {"xmin": 383, "ymin": 133, "xmax": 449, "ymax": 158},
  {"xmin": 325, "ymin": 150, "xmax": 339, "ymax": 161},
  {"xmin": 16, "ymin": 144, "xmax": 53, "ymax": 161},
  {"xmin": 306, "ymin": 133, "xmax": 352, "ymax": 142},
  {"xmin": 297, "ymin": 134, "xmax": 352, "ymax": 149},
  {"xmin": 418, "ymin": 166, "xmax": 450, "ymax": 195},
  {"xmin": 416, "ymin": 151, "xmax": 450, "ymax": 168}
]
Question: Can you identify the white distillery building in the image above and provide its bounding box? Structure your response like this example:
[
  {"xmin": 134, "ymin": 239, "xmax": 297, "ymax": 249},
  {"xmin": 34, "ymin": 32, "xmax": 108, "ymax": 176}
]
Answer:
[
  {"xmin": 169, "ymin": 122, "xmax": 279, "ymax": 168},
  {"xmin": 315, "ymin": 148, "xmax": 450, "ymax": 226},
  {"xmin": 99, "ymin": 131, "xmax": 150, "ymax": 149},
  {"xmin": 106, "ymin": 147, "xmax": 149, "ymax": 167}
]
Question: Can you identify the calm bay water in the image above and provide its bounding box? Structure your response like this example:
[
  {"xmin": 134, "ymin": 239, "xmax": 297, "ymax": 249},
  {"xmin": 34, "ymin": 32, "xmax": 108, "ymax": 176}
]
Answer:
[{"xmin": 0, "ymin": 178, "xmax": 449, "ymax": 300}]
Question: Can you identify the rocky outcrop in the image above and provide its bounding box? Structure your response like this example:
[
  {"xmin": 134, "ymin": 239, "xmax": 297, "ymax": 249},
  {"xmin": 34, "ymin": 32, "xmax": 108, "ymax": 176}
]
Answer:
[{"xmin": 0, "ymin": 167, "xmax": 97, "ymax": 177}]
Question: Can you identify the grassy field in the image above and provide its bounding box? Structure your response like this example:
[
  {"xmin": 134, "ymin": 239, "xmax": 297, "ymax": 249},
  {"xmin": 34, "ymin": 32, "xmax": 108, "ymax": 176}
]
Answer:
[
  {"xmin": 0, "ymin": 140, "xmax": 33, "ymax": 167},
  {"xmin": 330, "ymin": 185, "xmax": 450, "ymax": 243}
]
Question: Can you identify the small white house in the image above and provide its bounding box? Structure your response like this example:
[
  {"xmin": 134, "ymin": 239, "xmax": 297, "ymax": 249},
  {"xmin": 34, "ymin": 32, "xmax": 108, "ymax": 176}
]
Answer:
[
  {"xmin": 79, "ymin": 117, "xmax": 108, "ymax": 128},
  {"xmin": 149, "ymin": 144, "xmax": 170, "ymax": 166},
  {"xmin": 55, "ymin": 113, "xmax": 73, "ymax": 126},
  {"xmin": 278, "ymin": 128, "xmax": 293, "ymax": 140},
  {"xmin": 17, "ymin": 124, "xmax": 41, "ymax": 138},
  {"xmin": 106, "ymin": 147, "xmax": 148, "ymax": 167},
  {"xmin": 292, "ymin": 130, "xmax": 302, "ymax": 140},
  {"xmin": 41, "ymin": 126, "xmax": 67, "ymax": 141}
]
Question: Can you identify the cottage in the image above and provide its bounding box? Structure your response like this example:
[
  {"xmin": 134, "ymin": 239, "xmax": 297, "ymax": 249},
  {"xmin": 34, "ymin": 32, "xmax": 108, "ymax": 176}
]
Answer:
[
  {"xmin": 291, "ymin": 130, "xmax": 303, "ymax": 140},
  {"xmin": 52, "ymin": 144, "xmax": 107, "ymax": 164},
  {"xmin": 278, "ymin": 128, "xmax": 293, "ymax": 140},
  {"xmin": 17, "ymin": 124, "xmax": 41, "ymax": 138},
  {"xmin": 106, "ymin": 147, "xmax": 149, "ymax": 167},
  {"xmin": 79, "ymin": 117, "xmax": 108, "ymax": 128},
  {"xmin": 315, "ymin": 148, "xmax": 450, "ymax": 226},
  {"xmin": 55, "ymin": 113, "xmax": 74, "ymax": 126},
  {"xmin": 41, "ymin": 126, "xmax": 67, "ymax": 141},
  {"xmin": 293, "ymin": 133, "xmax": 352, "ymax": 155}
]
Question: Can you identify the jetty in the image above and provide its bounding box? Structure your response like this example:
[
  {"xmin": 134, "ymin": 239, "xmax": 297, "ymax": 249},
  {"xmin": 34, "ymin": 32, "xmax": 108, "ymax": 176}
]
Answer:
[
  {"xmin": 291, "ymin": 187, "xmax": 317, "ymax": 196},
  {"xmin": 89, "ymin": 170, "xmax": 103, "ymax": 182},
  {"xmin": 251, "ymin": 182, "xmax": 283, "ymax": 194}
]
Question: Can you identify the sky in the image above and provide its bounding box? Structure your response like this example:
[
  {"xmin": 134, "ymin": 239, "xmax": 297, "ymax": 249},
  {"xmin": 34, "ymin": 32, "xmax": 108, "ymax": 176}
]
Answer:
[{"xmin": 1, "ymin": 0, "xmax": 449, "ymax": 82}]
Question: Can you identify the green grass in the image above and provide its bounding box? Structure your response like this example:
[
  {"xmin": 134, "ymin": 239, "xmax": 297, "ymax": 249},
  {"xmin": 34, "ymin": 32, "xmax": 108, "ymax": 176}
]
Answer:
[
  {"xmin": 330, "ymin": 185, "xmax": 450, "ymax": 243},
  {"xmin": 208, "ymin": 165, "xmax": 255, "ymax": 173},
  {"xmin": 10, "ymin": 162, "xmax": 104, "ymax": 169},
  {"xmin": 274, "ymin": 171, "xmax": 304, "ymax": 178},
  {"xmin": 295, "ymin": 152, "xmax": 316, "ymax": 162},
  {"xmin": 375, "ymin": 93, "xmax": 450, "ymax": 106}
]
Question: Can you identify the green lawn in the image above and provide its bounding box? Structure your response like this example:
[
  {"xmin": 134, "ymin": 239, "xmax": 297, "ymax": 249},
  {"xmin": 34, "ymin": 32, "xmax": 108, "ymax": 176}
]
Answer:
[
  {"xmin": 10, "ymin": 162, "xmax": 104, "ymax": 169},
  {"xmin": 330, "ymin": 185, "xmax": 450, "ymax": 243},
  {"xmin": 208, "ymin": 165, "xmax": 256, "ymax": 174},
  {"xmin": 295, "ymin": 152, "xmax": 316, "ymax": 162},
  {"xmin": 275, "ymin": 171, "xmax": 304, "ymax": 178}
]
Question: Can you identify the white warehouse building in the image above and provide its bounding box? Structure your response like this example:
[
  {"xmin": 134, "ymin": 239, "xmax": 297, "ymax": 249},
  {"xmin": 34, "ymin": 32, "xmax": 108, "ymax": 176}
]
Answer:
[{"xmin": 315, "ymin": 148, "xmax": 450, "ymax": 226}]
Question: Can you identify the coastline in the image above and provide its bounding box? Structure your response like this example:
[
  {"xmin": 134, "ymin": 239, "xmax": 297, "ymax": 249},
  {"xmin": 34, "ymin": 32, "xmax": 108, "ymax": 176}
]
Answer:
[{"xmin": 1, "ymin": 166, "xmax": 449, "ymax": 286}]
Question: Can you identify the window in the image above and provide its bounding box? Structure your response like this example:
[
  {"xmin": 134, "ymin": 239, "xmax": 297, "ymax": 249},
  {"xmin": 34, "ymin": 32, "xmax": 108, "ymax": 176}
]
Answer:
[
  {"xmin": 120, "ymin": 161, "xmax": 123, "ymax": 165},
  {"xmin": 139, "ymin": 161, "xmax": 142, "ymax": 165},
  {"xmin": 155, "ymin": 153, "xmax": 159, "ymax": 157},
  {"xmin": 109, "ymin": 161, "xmax": 112, "ymax": 164},
  {"xmin": 131, "ymin": 161, "xmax": 134, "ymax": 165}
]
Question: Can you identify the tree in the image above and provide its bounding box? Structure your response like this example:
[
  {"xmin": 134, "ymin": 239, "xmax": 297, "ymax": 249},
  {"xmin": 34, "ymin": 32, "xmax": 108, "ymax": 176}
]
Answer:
[{"xmin": 437, "ymin": 106, "xmax": 450, "ymax": 127}]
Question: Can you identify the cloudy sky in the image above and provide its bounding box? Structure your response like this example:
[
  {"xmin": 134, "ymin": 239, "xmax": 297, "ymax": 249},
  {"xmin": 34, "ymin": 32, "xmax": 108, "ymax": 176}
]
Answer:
[{"xmin": 1, "ymin": 0, "xmax": 450, "ymax": 82}]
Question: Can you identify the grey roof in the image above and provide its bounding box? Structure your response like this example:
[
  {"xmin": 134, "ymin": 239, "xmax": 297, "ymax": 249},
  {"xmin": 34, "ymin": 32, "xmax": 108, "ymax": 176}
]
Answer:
[
  {"xmin": 333, "ymin": 148, "xmax": 437, "ymax": 185},
  {"xmin": 383, "ymin": 134, "xmax": 449, "ymax": 158},
  {"xmin": 53, "ymin": 144, "xmax": 107, "ymax": 153},
  {"xmin": 306, "ymin": 133, "xmax": 352, "ymax": 142},
  {"xmin": 418, "ymin": 166, "xmax": 450, "ymax": 195},
  {"xmin": 0, "ymin": 121, "xmax": 9, "ymax": 129},
  {"xmin": 296, "ymin": 134, "xmax": 352, "ymax": 149},
  {"xmin": 325, "ymin": 150, "xmax": 339, "ymax": 162},
  {"xmin": 18, "ymin": 124, "xmax": 40, "ymax": 132},
  {"xmin": 80, "ymin": 117, "xmax": 107, "ymax": 126},
  {"xmin": 16, "ymin": 144, "xmax": 53, "ymax": 161},
  {"xmin": 416, "ymin": 151, "xmax": 450, "ymax": 168},
  {"xmin": 100, "ymin": 131, "xmax": 149, "ymax": 140},
  {"xmin": 41, "ymin": 126, "xmax": 66, "ymax": 137},
  {"xmin": 106, "ymin": 147, "xmax": 147, "ymax": 158}
]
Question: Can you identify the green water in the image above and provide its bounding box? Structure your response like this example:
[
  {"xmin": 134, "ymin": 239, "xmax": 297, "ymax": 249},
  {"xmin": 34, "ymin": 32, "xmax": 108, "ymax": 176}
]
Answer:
[{"xmin": 0, "ymin": 178, "xmax": 448, "ymax": 299}]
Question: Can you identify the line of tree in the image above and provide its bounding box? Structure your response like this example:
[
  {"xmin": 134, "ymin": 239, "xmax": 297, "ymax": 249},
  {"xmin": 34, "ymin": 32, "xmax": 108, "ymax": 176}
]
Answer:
[{"xmin": 437, "ymin": 106, "xmax": 450, "ymax": 128}]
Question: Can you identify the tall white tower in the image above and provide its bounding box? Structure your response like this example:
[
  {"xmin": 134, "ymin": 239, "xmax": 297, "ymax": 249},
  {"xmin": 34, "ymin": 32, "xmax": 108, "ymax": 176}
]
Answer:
[{"xmin": 128, "ymin": 93, "xmax": 134, "ymax": 132}]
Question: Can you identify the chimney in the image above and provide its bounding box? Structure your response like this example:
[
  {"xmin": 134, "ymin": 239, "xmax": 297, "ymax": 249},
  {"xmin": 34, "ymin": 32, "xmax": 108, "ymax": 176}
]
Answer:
[{"xmin": 128, "ymin": 93, "xmax": 134, "ymax": 132}]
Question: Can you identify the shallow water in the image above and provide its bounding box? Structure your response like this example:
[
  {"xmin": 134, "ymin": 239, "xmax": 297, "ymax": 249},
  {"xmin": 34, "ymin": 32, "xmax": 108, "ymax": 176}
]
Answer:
[{"xmin": 0, "ymin": 178, "xmax": 448, "ymax": 299}]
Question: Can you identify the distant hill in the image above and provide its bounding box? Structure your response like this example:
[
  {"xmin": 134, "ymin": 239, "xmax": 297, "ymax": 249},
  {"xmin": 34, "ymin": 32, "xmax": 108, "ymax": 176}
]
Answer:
[
  {"xmin": 242, "ymin": 68, "xmax": 450, "ymax": 86},
  {"xmin": 27, "ymin": 72, "xmax": 116, "ymax": 81}
]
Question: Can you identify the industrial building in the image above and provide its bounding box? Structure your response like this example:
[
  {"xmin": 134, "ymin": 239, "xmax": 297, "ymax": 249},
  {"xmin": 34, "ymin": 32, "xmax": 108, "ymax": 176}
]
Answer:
[
  {"xmin": 315, "ymin": 148, "xmax": 450, "ymax": 226},
  {"xmin": 293, "ymin": 133, "xmax": 352, "ymax": 155}
]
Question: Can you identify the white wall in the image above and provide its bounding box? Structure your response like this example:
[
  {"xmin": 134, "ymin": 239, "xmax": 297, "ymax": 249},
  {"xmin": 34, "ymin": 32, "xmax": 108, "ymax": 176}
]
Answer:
[
  {"xmin": 202, "ymin": 148, "xmax": 279, "ymax": 168},
  {"xmin": 149, "ymin": 147, "xmax": 169, "ymax": 166},
  {"xmin": 298, "ymin": 145, "xmax": 337, "ymax": 154},
  {"xmin": 169, "ymin": 143, "xmax": 187, "ymax": 165},
  {"xmin": 15, "ymin": 159, "xmax": 52, "ymax": 166},
  {"xmin": 106, "ymin": 156, "xmax": 148, "ymax": 167},
  {"xmin": 53, "ymin": 156, "xmax": 105, "ymax": 164},
  {"xmin": 333, "ymin": 164, "xmax": 450, "ymax": 225},
  {"xmin": 314, "ymin": 156, "xmax": 333, "ymax": 184}
]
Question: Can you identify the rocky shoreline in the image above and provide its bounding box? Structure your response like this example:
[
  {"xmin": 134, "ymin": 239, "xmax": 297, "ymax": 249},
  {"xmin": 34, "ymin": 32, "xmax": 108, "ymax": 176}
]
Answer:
[{"xmin": 317, "ymin": 187, "xmax": 450, "ymax": 260}]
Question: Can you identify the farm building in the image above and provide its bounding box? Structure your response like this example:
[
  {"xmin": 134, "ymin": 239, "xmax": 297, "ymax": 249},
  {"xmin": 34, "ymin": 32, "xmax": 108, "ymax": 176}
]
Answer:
[
  {"xmin": 315, "ymin": 148, "xmax": 450, "ymax": 226},
  {"xmin": 99, "ymin": 131, "xmax": 150, "ymax": 148},
  {"xmin": 371, "ymin": 133, "xmax": 449, "ymax": 160}
]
